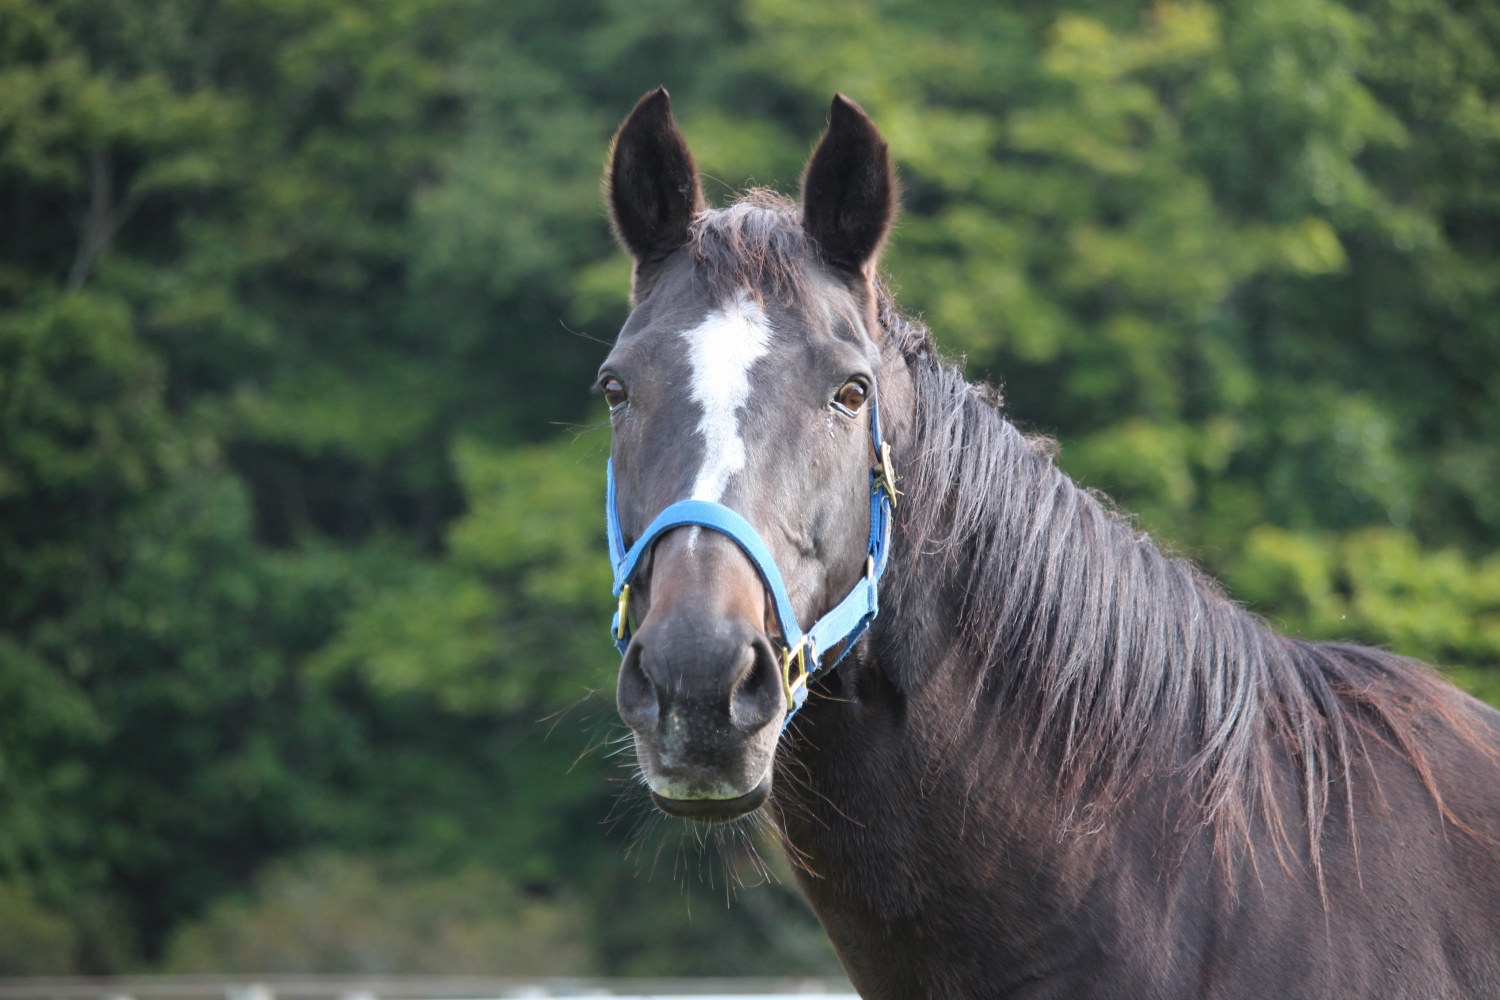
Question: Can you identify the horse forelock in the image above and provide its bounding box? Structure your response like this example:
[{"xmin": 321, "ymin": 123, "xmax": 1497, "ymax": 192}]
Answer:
[{"xmin": 686, "ymin": 190, "xmax": 823, "ymax": 307}]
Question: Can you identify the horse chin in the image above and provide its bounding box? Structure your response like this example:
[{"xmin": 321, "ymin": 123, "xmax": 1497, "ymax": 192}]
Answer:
[{"xmin": 649, "ymin": 777, "xmax": 771, "ymax": 822}]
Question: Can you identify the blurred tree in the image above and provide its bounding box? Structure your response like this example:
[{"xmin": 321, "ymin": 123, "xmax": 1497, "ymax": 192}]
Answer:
[
  {"xmin": 0, "ymin": 0, "xmax": 832, "ymax": 974},
  {"xmin": 0, "ymin": 881, "xmax": 77, "ymax": 973}
]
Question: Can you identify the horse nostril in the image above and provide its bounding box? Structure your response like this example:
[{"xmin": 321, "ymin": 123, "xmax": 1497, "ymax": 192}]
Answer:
[
  {"xmin": 730, "ymin": 637, "xmax": 783, "ymax": 732},
  {"xmin": 617, "ymin": 642, "xmax": 658, "ymax": 731}
]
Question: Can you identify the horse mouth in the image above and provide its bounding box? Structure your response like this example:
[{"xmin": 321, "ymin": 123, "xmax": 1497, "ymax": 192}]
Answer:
[{"xmin": 649, "ymin": 777, "xmax": 771, "ymax": 821}]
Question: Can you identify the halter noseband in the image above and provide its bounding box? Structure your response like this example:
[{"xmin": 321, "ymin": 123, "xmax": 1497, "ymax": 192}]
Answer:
[{"xmin": 606, "ymin": 397, "xmax": 896, "ymax": 727}]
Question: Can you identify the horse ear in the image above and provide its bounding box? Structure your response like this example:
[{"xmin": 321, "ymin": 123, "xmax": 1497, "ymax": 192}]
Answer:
[
  {"xmin": 607, "ymin": 88, "xmax": 704, "ymax": 264},
  {"xmin": 801, "ymin": 95, "xmax": 897, "ymax": 275}
]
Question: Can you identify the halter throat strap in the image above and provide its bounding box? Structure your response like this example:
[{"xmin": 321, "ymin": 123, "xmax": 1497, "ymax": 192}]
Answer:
[{"xmin": 606, "ymin": 398, "xmax": 894, "ymax": 725}]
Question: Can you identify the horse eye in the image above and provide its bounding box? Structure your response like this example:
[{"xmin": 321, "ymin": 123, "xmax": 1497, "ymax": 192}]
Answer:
[
  {"xmin": 835, "ymin": 380, "xmax": 868, "ymax": 413},
  {"xmin": 601, "ymin": 377, "xmax": 628, "ymax": 410}
]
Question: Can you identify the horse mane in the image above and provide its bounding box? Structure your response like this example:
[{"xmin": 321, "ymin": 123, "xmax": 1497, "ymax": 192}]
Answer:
[
  {"xmin": 881, "ymin": 281, "xmax": 1499, "ymax": 883},
  {"xmin": 688, "ymin": 192, "xmax": 1492, "ymax": 883}
]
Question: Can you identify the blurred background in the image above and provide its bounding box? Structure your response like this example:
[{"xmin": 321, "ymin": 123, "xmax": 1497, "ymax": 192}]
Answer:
[{"xmin": 1, "ymin": 0, "xmax": 1498, "ymax": 978}]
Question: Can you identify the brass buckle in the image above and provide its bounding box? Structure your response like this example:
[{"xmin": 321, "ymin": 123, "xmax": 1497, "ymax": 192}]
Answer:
[
  {"xmin": 874, "ymin": 441, "xmax": 900, "ymax": 507},
  {"xmin": 615, "ymin": 584, "xmax": 631, "ymax": 641},
  {"xmin": 781, "ymin": 636, "xmax": 811, "ymax": 711}
]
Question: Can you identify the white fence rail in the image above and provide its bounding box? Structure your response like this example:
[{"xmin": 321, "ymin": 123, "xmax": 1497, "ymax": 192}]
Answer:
[{"xmin": 0, "ymin": 978, "xmax": 858, "ymax": 1000}]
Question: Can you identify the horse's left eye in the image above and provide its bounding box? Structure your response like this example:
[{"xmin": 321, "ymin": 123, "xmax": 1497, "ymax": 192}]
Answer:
[
  {"xmin": 835, "ymin": 380, "xmax": 868, "ymax": 413},
  {"xmin": 601, "ymin": 377, "xmax": 628, "ymax": 410}
]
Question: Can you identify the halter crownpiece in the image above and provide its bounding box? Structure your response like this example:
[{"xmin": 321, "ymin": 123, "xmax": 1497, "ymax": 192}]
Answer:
[{"xmin": 605, "ymin": 396, "xmax": 896, "ymax": 728}]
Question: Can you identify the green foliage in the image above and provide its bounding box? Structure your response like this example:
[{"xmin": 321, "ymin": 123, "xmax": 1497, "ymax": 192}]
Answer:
[
  {"xmin": 1228, "ymin": 527, "xmax": 1500, "ymax": 667},
  {"xmin": 164, "ymin": 854, "xmax": 595, "ymax": 974},
  {"xmin": 0, "ymin": 881, "xmax": 76, "ymax": 973},
  {"xmin": 1, "ymin": 0, "xmax": 1497, "ymax": 977},
  {"xmin": 314, "ymin": 437, "xmax": 615, "ymax": 714}
]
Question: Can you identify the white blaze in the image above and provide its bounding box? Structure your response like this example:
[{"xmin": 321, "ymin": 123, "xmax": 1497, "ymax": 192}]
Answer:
[{"xmin": 683, "ymin": 291, "xmax": 773, "ymax": 502}]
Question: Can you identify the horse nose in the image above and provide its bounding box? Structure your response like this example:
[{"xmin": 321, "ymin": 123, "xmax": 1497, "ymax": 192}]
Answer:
[{"xmin": 618, "ymin": 613, "xmax": 784, "ymax": 737}]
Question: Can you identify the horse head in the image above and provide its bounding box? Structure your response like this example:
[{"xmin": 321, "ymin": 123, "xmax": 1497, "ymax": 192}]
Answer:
[{"xmin": 600, "ymin": 88, "xmax": 906, "ymax": 821}]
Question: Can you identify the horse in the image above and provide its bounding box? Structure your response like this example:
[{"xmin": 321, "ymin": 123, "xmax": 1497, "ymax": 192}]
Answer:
[{"xmin": 595, "ymin": 87, "xmax": 1500, "ymax": 998}]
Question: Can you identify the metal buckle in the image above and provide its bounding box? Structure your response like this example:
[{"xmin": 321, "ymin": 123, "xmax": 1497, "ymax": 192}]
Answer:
[
  {"xmin": 781, "ymin": 636, "xmax": 811, "ymax": 711},
  {"xmin": 615, "ymin": 584, "xmax": 631, "ymax": 641},
  {"xmin": 874, "ymin": 441, "xmax": 900, "ymax": 507}
]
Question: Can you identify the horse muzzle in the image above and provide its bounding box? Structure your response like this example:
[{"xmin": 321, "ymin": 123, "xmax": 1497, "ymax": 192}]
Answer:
[{"xmin": 617, "ymin": 601, "xmax": 786, "ymax": 821}]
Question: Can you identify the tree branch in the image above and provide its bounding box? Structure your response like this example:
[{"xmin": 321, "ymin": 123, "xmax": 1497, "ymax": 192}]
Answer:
[{"xmin": 65, "ymin": 149, "xmax": 144, "ymax": 292}]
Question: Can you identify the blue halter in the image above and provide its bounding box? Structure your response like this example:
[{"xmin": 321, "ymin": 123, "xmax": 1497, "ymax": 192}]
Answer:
[{"xmin": 606, "ymin": 397, "xmax": 896, "ymax": 725}]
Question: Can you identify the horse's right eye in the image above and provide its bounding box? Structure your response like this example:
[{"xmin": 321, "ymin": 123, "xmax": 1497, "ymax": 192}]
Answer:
[{"xmin": 601, "ymin": 377, "xmax": 628, "ymax": 410}]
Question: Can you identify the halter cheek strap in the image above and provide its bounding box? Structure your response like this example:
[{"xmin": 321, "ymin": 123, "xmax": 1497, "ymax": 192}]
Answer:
[{"xmin": 606, "ymin": 398, "xmax": 896, "ymax": 727}]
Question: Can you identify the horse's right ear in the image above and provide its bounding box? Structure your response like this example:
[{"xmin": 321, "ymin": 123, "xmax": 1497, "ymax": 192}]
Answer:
[{"xmin": 607, "ymin": 88, "xmax": 704, "ymax": 265}]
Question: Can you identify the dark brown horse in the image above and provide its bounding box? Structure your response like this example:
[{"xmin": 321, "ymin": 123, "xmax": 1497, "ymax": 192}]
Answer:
[{"xmin": 598, "ymin": 88, "xmax": 1500, "ymax": 998}]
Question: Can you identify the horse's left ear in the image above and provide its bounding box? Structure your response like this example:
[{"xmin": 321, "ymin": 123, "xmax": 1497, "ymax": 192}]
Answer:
[{"xmin": 801, "ymin": 95, "xmax": 897, "ymax": 276}]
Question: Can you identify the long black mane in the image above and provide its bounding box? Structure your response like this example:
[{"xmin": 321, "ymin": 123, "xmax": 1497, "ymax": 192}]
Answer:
[
  {"xmin": 885, "ymin": 292, "xmax": 1490, "ymax": 881},
  {"xmin": 691, "ymin": 191, "xmax": 1486, "ymax": 882}
]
